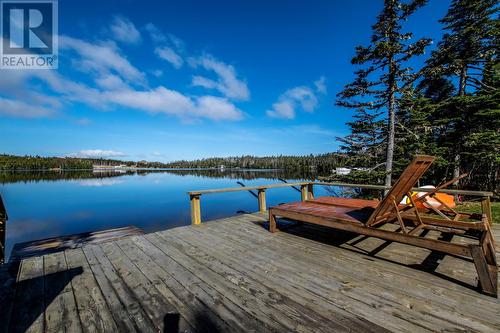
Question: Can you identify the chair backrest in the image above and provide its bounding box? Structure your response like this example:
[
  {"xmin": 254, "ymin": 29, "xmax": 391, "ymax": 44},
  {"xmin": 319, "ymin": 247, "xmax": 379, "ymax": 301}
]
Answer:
[{"xmin": 366, "ymin": 155, "xmax": 435, "ymax": 227}]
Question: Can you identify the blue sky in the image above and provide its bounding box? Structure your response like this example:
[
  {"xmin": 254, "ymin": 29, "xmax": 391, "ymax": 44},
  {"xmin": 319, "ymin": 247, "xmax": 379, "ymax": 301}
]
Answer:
[{"xmin": 0, "ymin": 0, "xmax": 450, "ymax": 162}]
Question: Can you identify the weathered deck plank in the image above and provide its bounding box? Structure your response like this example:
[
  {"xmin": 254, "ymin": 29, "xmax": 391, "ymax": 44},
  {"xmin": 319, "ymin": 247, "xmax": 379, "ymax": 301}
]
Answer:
[
  {"xmin": 2, "ymin": 212, "xmax": 500, "ymax": 332},
  {"xmin": 43, "ymin": 251, "xmax": 82, "ymax": 333},
  {"xmin": 173, "ymin": 219, "xmax": 458, "ymax": 332},
  {"xmin": 207, "ymin": 214, "xmax": 499, "ymax": 331},
  {"xmin": 8, "ymin": 256, "xmax": 45, "ymax": 333},
  {"xmin": 9, "ymin": 226, "xmax": 144, "ymax": 263}
]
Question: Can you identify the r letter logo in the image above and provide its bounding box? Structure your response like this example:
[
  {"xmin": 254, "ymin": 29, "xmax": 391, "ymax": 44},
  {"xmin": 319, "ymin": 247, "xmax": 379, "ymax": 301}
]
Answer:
[{"xmin": 1, "ymin": 0, "xmax": 58, "ymax": 69}]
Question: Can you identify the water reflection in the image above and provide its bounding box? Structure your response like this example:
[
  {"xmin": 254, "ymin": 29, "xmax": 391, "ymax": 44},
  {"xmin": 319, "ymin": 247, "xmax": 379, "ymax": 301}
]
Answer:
[
  {"xmin": 78, "ymin": 179, "xmax": 124, "ymax": 187},
  {"xmin": 0, "ymin": 169, "xmax": 326, "ymax": 261},
  {"xmin": 0, "ymin": 168, "xmax": 317, "ymax": 184}
]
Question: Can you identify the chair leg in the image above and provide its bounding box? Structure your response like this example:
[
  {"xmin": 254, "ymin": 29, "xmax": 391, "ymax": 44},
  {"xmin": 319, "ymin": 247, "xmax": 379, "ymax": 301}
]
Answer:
[
  {"xmin": 269, "ymin": 211, "xmax": 277, "ymax": 233},
  {"xmin": 470, "ymin": 244, "xmax": 497, "ymax": 297}
]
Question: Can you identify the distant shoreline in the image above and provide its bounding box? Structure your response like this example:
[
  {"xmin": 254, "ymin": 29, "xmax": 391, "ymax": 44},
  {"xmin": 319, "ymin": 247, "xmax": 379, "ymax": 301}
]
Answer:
[{"xmin": 0, "ymin": 167, "xmax": 284, "ymax": 172}]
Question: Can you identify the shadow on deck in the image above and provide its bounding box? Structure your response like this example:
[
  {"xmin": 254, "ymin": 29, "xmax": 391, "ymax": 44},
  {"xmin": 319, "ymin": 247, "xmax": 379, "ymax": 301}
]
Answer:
[{"xmin": 1, "ymin": 212, "xmax": 499, "ymax": 332}]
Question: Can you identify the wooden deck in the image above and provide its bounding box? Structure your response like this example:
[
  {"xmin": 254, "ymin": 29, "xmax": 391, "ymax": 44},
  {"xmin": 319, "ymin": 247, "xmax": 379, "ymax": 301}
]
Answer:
[
  {"xmin": 1, "ymin": 212, "xmax": 499, "ymax": 333},
  {"xmin": 8, "ymin": 226, "xmax": 144, "ymax": 263}
]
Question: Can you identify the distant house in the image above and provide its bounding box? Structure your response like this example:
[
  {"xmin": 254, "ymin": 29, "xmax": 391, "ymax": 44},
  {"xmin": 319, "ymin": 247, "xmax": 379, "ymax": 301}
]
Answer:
[
  {"xmin": 93, "ymin": 164, "xmax": 127, "ymax": 169},
  {"xmin": 333, "ymin": 166, "xmax": 372, "ymax": 175},
  {"xmin": 334, "ymin": 167, "xmax": 351, "ymax": 175}
]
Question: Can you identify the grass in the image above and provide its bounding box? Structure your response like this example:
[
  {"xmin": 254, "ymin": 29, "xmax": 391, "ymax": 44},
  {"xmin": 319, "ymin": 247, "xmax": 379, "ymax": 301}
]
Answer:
[{"xmin": 457, "ymin": 201, "xmax": 500, "ymax": 224}]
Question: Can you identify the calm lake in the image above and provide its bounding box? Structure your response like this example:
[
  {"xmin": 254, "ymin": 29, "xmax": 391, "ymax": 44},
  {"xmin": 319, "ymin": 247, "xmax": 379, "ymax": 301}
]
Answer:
[{"xmin": 0, "ymin": 169, "xmax": 333, "ymax": 261}]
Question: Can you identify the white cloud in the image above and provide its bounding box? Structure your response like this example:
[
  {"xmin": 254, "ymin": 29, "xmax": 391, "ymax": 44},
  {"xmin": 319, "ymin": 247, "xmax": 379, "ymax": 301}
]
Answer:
[
  {"xmin": 195, "ymin": 96, "xmax": 244, "ymax": 121},
  {"xmin": 266, "ymin": 78, "xmax": 326, "ymax": 119},
  {"xmin": 314, "ymin": 76, "xmax": 327, "ymax": 94},
  {"xmin": 69, "ymin": 149, "xmax": 126, "ymax": 158},
  {"xmin": 266, "ymin": 86, "xmax": 317, "ymax": 119},
  {"xmin": 190, "ymin": 54, "xmax": 250, "ymax": 101},
  {"xmin": 102, "ymin": 87, "xmax": 244, "ymax": 121},
  {"xmin": 267, "ymin": 101, "xmax": 295, "ymax": 119},
  {"xmin": 105, "ymin": 86, "xmax": 194, "ymax": 116},
  {"xmin": 145, "ymin": 23, "xmax": 184, "ymax": 50},
  {"xmin": 110, "ymin": 16, "xmax": 141, "ymax": 44},
  {"xmin": 145, "ymin": 23, "xmax": 167, "ymax": 43},
  {"xmin": 155, "ymin": 46, "xmax": 183, "ymax": 69},
  {"xmin": 94, "ymin": 74, "xmax": 128, "ymax": 90},
  {"xmin": 0, "ymin": 28, "xmax": 247, "ymax": 122},
  {"xmin": 0, "ymin": 97, "xmax": 54, "ymax": 118},
  {"xmin": 60, "ymin": 35, "xmax": 146, "ymax": 85},
  {"xmin": 151, "ymin": 69, "xmax": 163, "ymax": 77}
]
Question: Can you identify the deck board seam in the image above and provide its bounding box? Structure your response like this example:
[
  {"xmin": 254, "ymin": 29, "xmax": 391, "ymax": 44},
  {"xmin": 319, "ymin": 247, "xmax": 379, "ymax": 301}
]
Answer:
[
  {"xmin": 173, "ymin": 225, "xmax": 404, "ymax": 332},
  {"xmin": 159, "ymin": 231, "xmax": 349, "ymax": 333},
  {"xmin": 135, "ymin": 234, "xmax": 271, "ymax": 332},
  {"xmin": 82, "ymin": 244, "xmax": 156, "ymax": 332},
  {"xmin": 226, "ymin": 214, "xmax": 497, "ymax": 298},
  {"xmin": 182, "ymin": 218, "xmax": 497, "ymax": 332},
  {"xmin": 111, "ymin": 239, "xmax": 199, "ymax": 332}
]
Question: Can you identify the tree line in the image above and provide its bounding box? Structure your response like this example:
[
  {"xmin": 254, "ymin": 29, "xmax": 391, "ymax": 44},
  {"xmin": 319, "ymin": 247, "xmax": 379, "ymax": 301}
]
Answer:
[
  {"xmin": 0, "ymin": 153, "xmax": 349, "ymax": 175},
  {"xmin": 161, "ymin": 153, "xmax": 348, "ymax": 174},
  {"xmin": 333, "ymin": 0, "xmax": 499, "ymax": 194}
]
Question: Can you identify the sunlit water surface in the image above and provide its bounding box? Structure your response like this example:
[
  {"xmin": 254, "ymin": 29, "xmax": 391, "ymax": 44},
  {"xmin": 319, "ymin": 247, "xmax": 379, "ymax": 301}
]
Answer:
[{"xmin": 0, "ymin": 169, "xmax": 332, "ymax": 260}]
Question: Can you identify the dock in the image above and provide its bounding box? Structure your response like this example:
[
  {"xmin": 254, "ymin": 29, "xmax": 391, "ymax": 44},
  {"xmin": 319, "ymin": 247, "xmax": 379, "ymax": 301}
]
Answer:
[
  {"xmin": 8, "ymin": 226, "xmax": 144, "ymax": 263},
  {"xmin": 1, "ymin": 212, "xmax": 499, "ymax": 332}
]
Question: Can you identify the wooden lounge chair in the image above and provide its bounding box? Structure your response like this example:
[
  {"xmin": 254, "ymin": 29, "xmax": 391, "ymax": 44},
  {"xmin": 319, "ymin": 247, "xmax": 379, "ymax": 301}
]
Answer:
[{"xmin": 269, "ymin": 155, "xmax": 498, "ymax": 296}]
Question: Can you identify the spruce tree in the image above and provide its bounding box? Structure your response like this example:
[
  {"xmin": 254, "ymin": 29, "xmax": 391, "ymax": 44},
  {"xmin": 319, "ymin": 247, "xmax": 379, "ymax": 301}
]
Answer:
[
  {"xmin": 421, "ymin": 0, "xmax": 499, "ymax": 184},
  {"xmin": 337, "ymin": 0, "xmax": 431, "ymax": 188}
]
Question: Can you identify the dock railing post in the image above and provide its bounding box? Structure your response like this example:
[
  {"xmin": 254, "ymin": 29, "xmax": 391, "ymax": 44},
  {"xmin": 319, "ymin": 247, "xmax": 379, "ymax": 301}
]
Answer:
[
  {"xmin": 0, "ymin": 195, "xmax": 7, "ymax": 265},
  {"xmin": 481, "ymin": 196, "xmax": 493, "ymax": 225},
  {"xmin": 258, "ymin": 189, "xmax": 266, "ymax": 212},
  {"xmin": 190, "ymin": 194, "xmax": 201, "ymax": 225},
  {"xmin": 307, "ymin": 183, "xmax": 314, "ymax": 200},
  {"xmin": 300, "ymin": 185, "xmax": 308, "ymax": 202}
]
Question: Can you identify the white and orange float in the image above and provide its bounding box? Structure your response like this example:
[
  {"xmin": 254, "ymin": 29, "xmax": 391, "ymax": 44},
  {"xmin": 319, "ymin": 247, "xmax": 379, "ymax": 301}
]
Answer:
[{"xmin": 400, "ymin": 185, "xmax": 456, "ymax": 209}]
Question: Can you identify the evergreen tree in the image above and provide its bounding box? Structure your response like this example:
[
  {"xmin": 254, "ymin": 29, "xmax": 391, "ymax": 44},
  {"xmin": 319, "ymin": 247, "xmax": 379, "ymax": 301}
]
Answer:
[
  {"xmin": 421, "ymin": 0, "xmax": 499, "ymax": 185},
  {"xmin": 423, "ymin": 0, "xmax": 498, "ymax": 95},
  {"xmin": 337, "ymin": 0, "xmax": 431, "ymax": 188},
  {"xmin": 337, "ymin": 108, "xmax": 385, "ymax": 167}
]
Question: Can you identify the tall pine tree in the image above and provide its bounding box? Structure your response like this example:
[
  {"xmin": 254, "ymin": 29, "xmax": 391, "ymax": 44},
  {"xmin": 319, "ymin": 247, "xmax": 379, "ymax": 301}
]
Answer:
[
  {"xmin": 421, "ymin": 0, "xmax": 499, "ymax": 184},
  {"xmin": 337, "ymin": 0, "xmax": 431, "ymax": 188}
]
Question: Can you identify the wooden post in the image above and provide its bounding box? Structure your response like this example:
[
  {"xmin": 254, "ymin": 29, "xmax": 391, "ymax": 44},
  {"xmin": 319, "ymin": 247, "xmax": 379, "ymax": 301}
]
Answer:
[
  {"xmin": 307, "ymin": 183, "xmax": 314, "ymax": 200},
  {"xmin": 300, "ymin": 185, "xmax": 308, "ymax": 202},
  {"xmin": 0, "ymin": 195, "xmax": 6, "ymax": 265},
  {"xmin": 190, "ymin": 194, "xmax": 201, "ymax": 225},
  {"xmin": 269, "ymin": 211, "xmax": 277, "ymax": 233},
  {"xmin": 258, "ymin": 189, "xmax": 266, "ymax": 212},
  {"xmin": 481, "ymin": 197, "xmax": 493, "ymax": 225}
]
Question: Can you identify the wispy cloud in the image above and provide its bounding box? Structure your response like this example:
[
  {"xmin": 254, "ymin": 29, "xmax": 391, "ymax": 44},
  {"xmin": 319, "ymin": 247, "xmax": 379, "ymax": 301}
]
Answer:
[
  {"xmin": 0, "ymin": 17, "xmax": 247, "ymax": 122},
  {"xmin": 190, "ymin": 54, "xmax": 250, "ymax": 101},
  {"xmin": 145, "ymin": 23, "xmax": 184, "ymax": 49},
  {"xmin": 314, "ymin": 76, "xmax": 327, "ymax": 94},
  {"xmin": 0, "ymin": 97, "xmax": 54, "ymax": 118},
  {"xmin": 60, "ymin": 35, "xmax": 146, "ymax": 85},
  {"xmin": 110, "ymin": 15, "xmax": 141, "ymax": 44},
  {"xmin": 266, "ymin": 78, "xmax": 327, "ymax": 119},
  {"xmin": 68, "ymin": 149, "xmax": 126, "ymax": 158},
  {"xmin": 155, "ymin": 46, "xmax": 183, "ymax": 69}
]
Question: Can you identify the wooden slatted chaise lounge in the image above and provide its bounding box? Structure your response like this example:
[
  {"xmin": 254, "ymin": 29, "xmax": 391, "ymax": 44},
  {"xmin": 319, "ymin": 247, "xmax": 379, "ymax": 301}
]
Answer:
[{"xmin": 269, "ymin": 155, "xmax": 498, "ymax": 296}]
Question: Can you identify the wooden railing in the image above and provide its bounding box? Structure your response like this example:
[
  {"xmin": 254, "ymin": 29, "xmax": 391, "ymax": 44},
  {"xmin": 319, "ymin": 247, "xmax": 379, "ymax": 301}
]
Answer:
[
  {"xmin": 0, "ymin": 194, "xmax": 7, "ymax": 265},
  {"xmin": 188, "ymin": 181, "xmax": 494, "ymax": 225}
]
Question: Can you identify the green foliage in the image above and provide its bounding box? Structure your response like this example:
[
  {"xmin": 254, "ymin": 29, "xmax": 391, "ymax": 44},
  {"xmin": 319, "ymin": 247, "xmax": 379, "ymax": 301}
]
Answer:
[
  {"xmin": 163, "ymin": 153, "xmax": 349, "ymax": 174},
  {"xmin": 421, "ymin": 0, "xmax": 498, "ymax": 95},
  {"xmin": 0, "ymin": 153, "xmax": 351, "ymax": 176},
  {"xmin": 336, "ymin": 0, "xmax": 432, "ymax": 186},
  {"xmin": 335, "ymin": 0, "xmax": 500, "ymax": 195}
]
